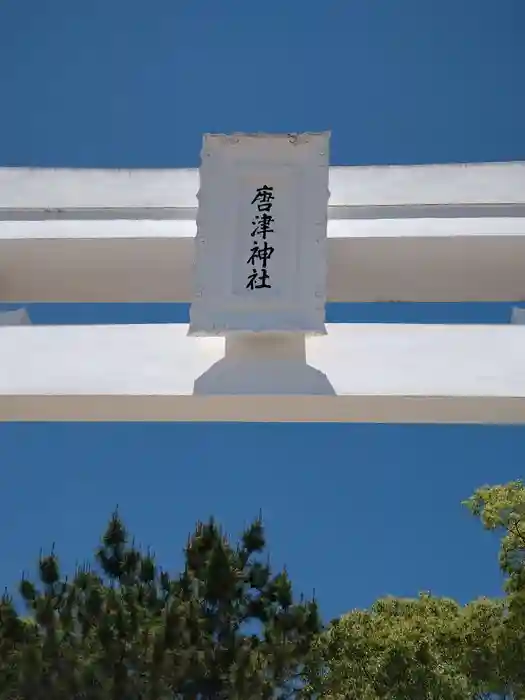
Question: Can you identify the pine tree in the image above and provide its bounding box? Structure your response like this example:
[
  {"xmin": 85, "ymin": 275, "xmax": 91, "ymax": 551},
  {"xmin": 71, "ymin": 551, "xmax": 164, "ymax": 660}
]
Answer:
[{"xmin": 0, "ymin": 512, "xmax": 321, "ymax": 700}]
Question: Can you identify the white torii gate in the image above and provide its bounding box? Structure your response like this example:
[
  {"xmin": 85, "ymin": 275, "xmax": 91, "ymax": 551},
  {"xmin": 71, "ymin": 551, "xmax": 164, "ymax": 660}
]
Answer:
[{"xmin": 1, "ymin": 132, "xmax": 525, "ymax": 423}]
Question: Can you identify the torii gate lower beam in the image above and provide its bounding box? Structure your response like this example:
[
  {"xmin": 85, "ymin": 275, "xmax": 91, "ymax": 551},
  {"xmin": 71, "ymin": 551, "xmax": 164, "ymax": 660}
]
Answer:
[{"xmin": 1, "ymin": 323, "xmax": 525, "ymax": 423}]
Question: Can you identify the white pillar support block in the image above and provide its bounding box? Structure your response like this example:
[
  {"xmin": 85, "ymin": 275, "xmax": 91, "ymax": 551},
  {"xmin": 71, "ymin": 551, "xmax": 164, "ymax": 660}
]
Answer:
[{"xmin": 193, "ymin": 332, "xmax": 334, "ymax": 395}]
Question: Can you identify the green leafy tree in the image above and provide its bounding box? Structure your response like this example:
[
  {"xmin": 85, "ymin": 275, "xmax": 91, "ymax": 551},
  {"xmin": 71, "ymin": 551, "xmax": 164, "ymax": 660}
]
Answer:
[
  {"xmin": 0, "ymin": 512, "xmax": 320, "ymax": 700},
  {"xmin": 307, "ymin": 480, "xmax": 525, "ymax": 700},
  {"xmin": 307, "ymin": 593, "xmax": 507, "ymax": 700},
  {"xmin": 3, "ymin": 481, "xmax": 524, "ymax": 699},
  {"xmin": 463, "ymin": 480, "xmax": 525, "ymax": 594},
  {"xmin": 464, "ymin": 480, "xmax": 525, "ymax": 696}
]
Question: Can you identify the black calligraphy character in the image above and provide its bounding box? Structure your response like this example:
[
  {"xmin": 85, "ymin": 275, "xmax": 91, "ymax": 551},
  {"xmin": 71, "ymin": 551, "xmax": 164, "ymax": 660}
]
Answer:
[
  {"xmin": 255, "ymin": 268, "xmax": 272, "ymax": 288},
  {"xmin": 247, "ymin": 241, "xmax": 274, "ymax": 268},
  {"xmin": 251, "ymin": 185, "xmax": 274, "ymax": 212},
  {"xmin": 246, "ymin": 267, "xmax": 272, "ymax": 290},
  {"xmin": 251, "ymin": 212, "xmax": 274, "ymax": 239},
  {"xmin": 246, "ymin": 269, "xmax": 258, "ymax": 291}
]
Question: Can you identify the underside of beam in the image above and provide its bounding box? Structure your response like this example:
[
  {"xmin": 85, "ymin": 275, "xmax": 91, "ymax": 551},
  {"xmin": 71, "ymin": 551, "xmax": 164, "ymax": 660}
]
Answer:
[
  {"xmin": 2, "ymin": 218, "xmax": 525, "ymax": 303},
  {"xmin": 2, "ymin": 324, "xmax": 525, "ymax": 423},
  {"xmin": 4, "ymin": 395, "xmax": 523, "ymax": 424}
]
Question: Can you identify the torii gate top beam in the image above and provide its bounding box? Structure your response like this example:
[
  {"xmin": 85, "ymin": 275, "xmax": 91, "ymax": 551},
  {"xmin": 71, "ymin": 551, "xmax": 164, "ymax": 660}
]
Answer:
[
  {"xmin": 1, "ymin": 161, "xmax": 524, "ymax": 305},
  {"xmin": 1, "ymin": 161, "xmax": 524, "ymax": 217}
]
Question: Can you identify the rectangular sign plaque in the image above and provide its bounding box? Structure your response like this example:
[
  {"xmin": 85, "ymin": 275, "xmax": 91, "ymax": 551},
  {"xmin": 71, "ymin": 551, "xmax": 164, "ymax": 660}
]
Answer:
[{"xmin": 188, "ymin": 132, "xmax": 330, "ymax": 336}]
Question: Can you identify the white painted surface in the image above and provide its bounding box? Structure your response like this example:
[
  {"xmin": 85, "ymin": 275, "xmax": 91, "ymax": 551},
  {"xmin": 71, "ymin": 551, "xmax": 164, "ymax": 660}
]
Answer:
[
  {"xmin": 189, "ymin": 133, "xmax": 329, "ymax": 334},
  {"xmin": 3, "ymin": 160, "xmax": 524, "ymax": 423},
  {"xmin": 1, "ymin": 162, "xmax": 524, "ymax": 211},
  {"xmin": 0, "ymin": 308, "xmax": 30, "ymax": 325},
  {"xmin": 1, "ymin": 161, "xmax": 524, "ymax": 304},
  {"xmin": 193, "ymin": 333, "xmax": 335, "ymax": 395},
  {"xmin": 0, "ymin": 168, "xmax": 199, "ymax": 210},
  {"xmin": 2, "ymin": 218, "xmax": 525, "ymax": 302},
  {"xmin": 511, "ymin": 307, "xmax": 525, "ymax": 325},
  {"xmin": 1, "ymin": 324, "xmax": 525, "ymax": 423}
]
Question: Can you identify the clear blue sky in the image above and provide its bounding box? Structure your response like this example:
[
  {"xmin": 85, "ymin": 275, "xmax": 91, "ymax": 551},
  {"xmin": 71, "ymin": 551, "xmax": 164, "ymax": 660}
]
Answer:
[{"xmin": 1, "ymin": 0, "xmax": 524, "ymax": 621}]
